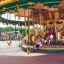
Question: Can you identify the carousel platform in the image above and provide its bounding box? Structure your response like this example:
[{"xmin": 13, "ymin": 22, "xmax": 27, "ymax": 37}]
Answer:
[{"xmin": 21, "ymin": 45, "xmax": 64, "ymax": 53}]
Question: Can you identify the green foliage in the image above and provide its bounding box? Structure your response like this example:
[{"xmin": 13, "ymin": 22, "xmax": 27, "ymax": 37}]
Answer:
[
  {"xmin": 20, "ymin": 27, "xmax": 27, "ymax": 36},
  {"xmin": 0, "ymin": 26, "xmax": 27, "ymax": 36},
  {"xmin": 0, "ymin": 27, "xmax": 4, "ymax": 37}
]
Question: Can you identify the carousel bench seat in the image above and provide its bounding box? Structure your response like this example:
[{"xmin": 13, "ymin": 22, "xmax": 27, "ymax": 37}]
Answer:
[
  {"xmin": 60, "ymin": 38, "xmax": 64, "ymax": 44},
  {"xmin": 21, "ymin": 45, "xmax": 64, "ymax": 53}
]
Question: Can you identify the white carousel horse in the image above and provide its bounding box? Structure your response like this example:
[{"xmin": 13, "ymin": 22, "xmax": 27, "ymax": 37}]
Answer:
[{"xmin": 44, "ymin": 34, "xmax": 54, "ymax": 45}]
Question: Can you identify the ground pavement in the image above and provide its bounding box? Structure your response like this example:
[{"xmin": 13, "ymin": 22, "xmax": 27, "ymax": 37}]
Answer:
[{"xmin": 0, "ymin": 41, "xmax": 64, "ymax": 64}]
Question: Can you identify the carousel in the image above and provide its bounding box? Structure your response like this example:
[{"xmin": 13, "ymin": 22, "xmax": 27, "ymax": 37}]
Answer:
[{"xmin": 0, "ymin": 0, "xmax": 64, "ymax": 54}]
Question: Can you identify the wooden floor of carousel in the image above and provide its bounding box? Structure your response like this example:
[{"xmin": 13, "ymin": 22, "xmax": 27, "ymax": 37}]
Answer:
[{"xmin": 21, "ymin": 44, "xmax": 64, "ymax": 53}]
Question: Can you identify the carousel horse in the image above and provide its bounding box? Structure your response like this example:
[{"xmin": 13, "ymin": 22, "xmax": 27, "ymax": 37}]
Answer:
[
  {"xmin": 44, "ymin": 27, "xmax": 55, "ymax": 45},
  {"xmin": 30, "ymin": 34, "xmax": 35, "ymax": 45},
  {"xmin": 60, "ymin": 30, "xmax": 64, "ymax": 44}
]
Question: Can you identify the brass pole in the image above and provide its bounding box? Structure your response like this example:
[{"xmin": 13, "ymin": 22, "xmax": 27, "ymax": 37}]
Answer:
[
  {"xmin": 27, "ymin": 9, "xmax": 31, "ymax": 54},
  {"xmin": 15, "ymin": 1, "xmax": 21, "ymax": 44},
  {"xmin": 32, "ymin": 10, "xmax": 35, "ymax": 35},
  {"xmin": 27, "ymin": 9, "xmax": 30, "ymax": 44},
  {"xmin": 14, "ymin": 15, "xmax": 16, "ymax": 41},
  {"xmin": 40, "ymin": 10, "xmax": 41, "ymax": 30},
  {"xmin": 18, "ymin": 15, "xmax": 21, "ymax": 45},
  {"xmin": 7, "ymin": 12, "xmax": 8, "ymax": 43},
  {"xmin": 9, "ymin": 13, "xmax": 12, "ymax": 43},
  {"xmin": 32, "ymin": 10, "xmax": 34, "ymax": 27},
  {"xmin": 7, "ymin": 13, "xmax": 12, "ymax": 46},
  {"xmin": 39, "ymin": 9, "xmax": 42, "ymax": 33},
  {"xmin": 24, "ymin": 9, "xmax": 27, "ymax": 44},
  {"xmin": 32, "ymin": 10, "xmax": 34, "ymax": 28},
  {"xmin": 54, "ymin": 8, "xmax": 57, "ymax": 40}
]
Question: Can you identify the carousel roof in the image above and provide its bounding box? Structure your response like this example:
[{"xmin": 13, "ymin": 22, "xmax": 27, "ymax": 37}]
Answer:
[
  {"xmin": 0, "ymin": 0, "xmax": 64, "ymax": 25},
  {"xmin": 0, "ymin": 0, "xmax": 61, "ymax": 13},
  {"xmin": 0, "ymin": 0, "xmax": 61, "ymax": 7}
]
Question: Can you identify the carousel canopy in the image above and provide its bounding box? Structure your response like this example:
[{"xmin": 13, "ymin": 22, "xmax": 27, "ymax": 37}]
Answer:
[
  {"xmin": 0, "ymin": 0, "xmax": 64, "ymax": 25},
  {"xmin": 0, "ymin": 0, "xmax": 61, "ymax": 14},
  {"xmin": 0, "ymin": 0, "xmax": 61, "ymax": 8}
]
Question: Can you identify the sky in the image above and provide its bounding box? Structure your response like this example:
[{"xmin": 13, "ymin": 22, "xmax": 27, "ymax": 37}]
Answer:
[
  {"xmin": 0, "ymin": 13, "xmax": 40, "ymax": 28},
  {"xmin": 1, "ymin": 13, "xmax": 27, "ymax": 21},
  {"xmin": 0, "ymin": 13, "xmax": 27, "ymax": 27}
]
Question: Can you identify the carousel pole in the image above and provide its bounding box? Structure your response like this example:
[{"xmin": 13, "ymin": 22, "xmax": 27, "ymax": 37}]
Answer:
[
  {"xmin": 53, "ymin": 6, "xmax": 59, "ymax": 50},
  {"xmin": 39, "ymin": 10, "xmax": 42, "ymax": 32},
  {"xmin": 54, "ymin": 7, "xmax": 58, "ymax": 42},
  {"xmin": 32, "ymin": 10, "xmax": 36, "ymax": 44},
  {"xmin": 7, "ymin": 12, "xmax": 12, "ymax": 46},
  {"xmin": 15, "ymin": 0, "xmax": 21, "ymax": 45},
  {"xmin": 32, "ymin": 10, "xmax": 35, "ymax": 32},
  {"xmin": 24, "ymin": 9, "xmax": 27, "ymax": 45},
  {"xmin": 6, "ymin": 12, "xmax": 8, "ymax": 43},
  {"xmin": 40, "ymin": 9, "xmax": 44, "ymax": 36},
  {"xmin": 53, "ymin": 6, "xmax": 57, "ymax": 41},
  {"xmin": 33, "ymin": 12, "xmax": 35, "ymax": 37},
  {"xmin": 26, "ymin": 9, "xmax": 30, "ymax": 45},
  {"xmin": 0, "ymin": 15, "xmax": 1, "ymax": 48},
  {"xmin": 32, "ymin": 10, "xmax": 34, "ymax": 27},
  {"xmin": 39, "ymin": 9, "xmax": 44, "ymax": 43},
  {"xmin": 32, "ymin": 10, "xmax": 35, "ymax": 43},
  {"xmin": 27, "ymin": 9, "xmax": 31, "ymax": 54},
  {"xmin": 18, "ymin": 14, "xmax": 21, "ymax": 46},
  {"xmin": 14, "ymin": 15, "xmax": 16, "ymax": 41},
  {"xmin": 9, "ymin": 13, "xmax": 11, "ymax": 42}
]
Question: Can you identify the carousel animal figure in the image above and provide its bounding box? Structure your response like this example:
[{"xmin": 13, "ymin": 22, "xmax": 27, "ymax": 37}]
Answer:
[
  {"xmin": 44, "ymin": 26, "xmax": 55, "ymax": 45},
  {"xmin": 48, "ymin": 27, "xmax": 55, "ymax": 45}
]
